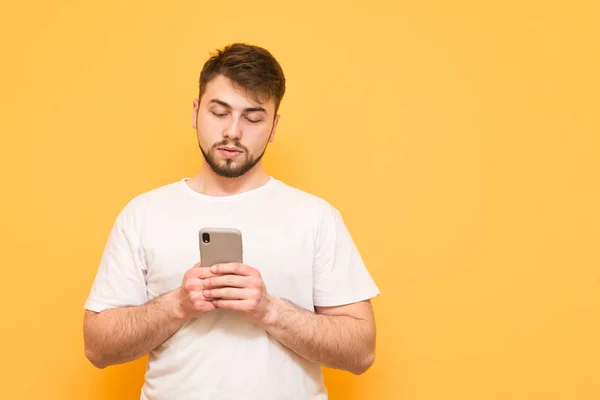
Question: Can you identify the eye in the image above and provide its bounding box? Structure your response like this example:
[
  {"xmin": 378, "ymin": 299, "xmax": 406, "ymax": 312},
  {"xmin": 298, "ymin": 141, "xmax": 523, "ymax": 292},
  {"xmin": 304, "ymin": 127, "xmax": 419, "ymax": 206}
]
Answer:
[
  {"xmin": 245, "ymin": 116, "xmax": 262, "ymax": 124},
  {"xmin": 211, "ymin": 111, "xmax": 227, "ymax": 117}
]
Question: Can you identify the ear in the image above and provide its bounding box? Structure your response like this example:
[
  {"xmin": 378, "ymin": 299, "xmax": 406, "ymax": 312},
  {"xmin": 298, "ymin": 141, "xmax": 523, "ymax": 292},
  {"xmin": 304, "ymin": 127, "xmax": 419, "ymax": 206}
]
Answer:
[
  {"xmin": 192, "ymin": 98, "xmax": 200, "ymax": 129},
  {"xmin": 269, "ymin": 114, "xmax": 281, "ymax": 143}
]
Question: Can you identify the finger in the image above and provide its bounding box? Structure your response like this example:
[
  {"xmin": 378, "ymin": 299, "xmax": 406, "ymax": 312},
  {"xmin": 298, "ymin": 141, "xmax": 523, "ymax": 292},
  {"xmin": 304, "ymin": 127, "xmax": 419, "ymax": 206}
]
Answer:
[
  {"xmin": 183, "ymin": 279, "xmax": 203, "ymax": 292},
  {"xmin": 212, "ymin": 299, "xmax": 252, "ymax": 311},
  {"xmin": 189, "ymin": 291, "xmax": 211, "ymax": 303},
  {"xmin": 187, "ymin": 267, "xmax": 218, "ymax": 280},
  {"xmin": 205, "ymin": 275, "xmax": 249, "ymax": 289},
  {"xmin": 185, "ymin": 278, "xmax": 216, "ymax": 292},
  {"xmin": 211, "ymin": 263, "xmax": 255, "ymax": 276},
  {"xmin": 204, "ymin": 287, "xmax": 248, "ymax": 300}
]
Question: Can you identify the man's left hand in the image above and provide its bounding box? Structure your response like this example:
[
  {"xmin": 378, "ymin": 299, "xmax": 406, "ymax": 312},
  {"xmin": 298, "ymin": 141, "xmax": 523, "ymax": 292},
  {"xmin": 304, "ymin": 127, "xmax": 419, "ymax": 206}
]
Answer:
[{"xmin": 202, "ymin": 263, "xmax": 275, "ymax": 325}]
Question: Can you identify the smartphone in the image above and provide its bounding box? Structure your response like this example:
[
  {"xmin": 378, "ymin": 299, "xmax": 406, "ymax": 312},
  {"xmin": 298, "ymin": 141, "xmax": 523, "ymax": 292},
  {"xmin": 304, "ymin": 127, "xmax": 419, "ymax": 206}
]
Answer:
[{"xmin": 198, "ymin": 227, "xmax": 243, "ymax": 268}]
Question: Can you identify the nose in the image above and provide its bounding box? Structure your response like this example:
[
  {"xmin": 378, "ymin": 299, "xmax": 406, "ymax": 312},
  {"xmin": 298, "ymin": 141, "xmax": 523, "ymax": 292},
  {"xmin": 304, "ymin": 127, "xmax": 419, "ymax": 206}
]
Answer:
[{"xmin": 223, "ymin": 115, "xmax": 242, "ymax": 140}]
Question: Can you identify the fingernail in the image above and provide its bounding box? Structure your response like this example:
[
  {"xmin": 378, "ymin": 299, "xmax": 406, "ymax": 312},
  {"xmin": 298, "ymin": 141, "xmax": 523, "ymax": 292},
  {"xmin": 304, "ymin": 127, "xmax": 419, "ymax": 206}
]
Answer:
[
  {"xmin": 204, "ymin": 290, "xmax": 210, "ymax": 296},
  {"xmin": 211, "ymin": 265, "xmax": 217, "ymax": 272}
]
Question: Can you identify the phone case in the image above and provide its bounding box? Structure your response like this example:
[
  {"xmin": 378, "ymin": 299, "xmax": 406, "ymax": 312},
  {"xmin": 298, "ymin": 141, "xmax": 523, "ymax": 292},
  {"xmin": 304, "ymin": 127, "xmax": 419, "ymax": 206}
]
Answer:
[{"xmin": 198, "ymin": 227, "xmax": 243, "ymax": 267}]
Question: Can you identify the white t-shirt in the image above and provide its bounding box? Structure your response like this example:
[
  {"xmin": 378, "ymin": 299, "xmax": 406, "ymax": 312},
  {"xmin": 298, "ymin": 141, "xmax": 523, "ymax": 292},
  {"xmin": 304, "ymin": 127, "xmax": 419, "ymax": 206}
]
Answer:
[{"xmin": 84, "ymin": 176, "xmax": 380, "ymax": 400}]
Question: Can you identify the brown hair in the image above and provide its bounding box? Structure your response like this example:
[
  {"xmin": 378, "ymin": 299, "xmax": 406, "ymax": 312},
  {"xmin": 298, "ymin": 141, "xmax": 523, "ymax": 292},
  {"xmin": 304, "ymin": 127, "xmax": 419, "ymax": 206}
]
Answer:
[{"xmin": 199, "ymin": 43, "xmax": 286, "ymax": 114}]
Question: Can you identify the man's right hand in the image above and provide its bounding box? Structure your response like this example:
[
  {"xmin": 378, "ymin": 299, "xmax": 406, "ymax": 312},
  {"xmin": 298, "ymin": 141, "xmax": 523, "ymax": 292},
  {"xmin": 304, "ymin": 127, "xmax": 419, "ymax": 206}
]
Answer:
[
  {"xmin": 83, "ymin": 262, "xmax": 217, "ymax": 369},
  {"xmin": 177, "ymin": 262, "xmax": 218, "ymax": 319}
]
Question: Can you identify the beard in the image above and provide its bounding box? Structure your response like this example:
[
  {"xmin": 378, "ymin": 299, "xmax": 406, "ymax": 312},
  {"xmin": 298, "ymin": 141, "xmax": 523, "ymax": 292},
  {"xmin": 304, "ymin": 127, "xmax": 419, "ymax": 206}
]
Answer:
[{"xmin": 198, "ymin": 138, "xmax": 268, "ymax": 178}]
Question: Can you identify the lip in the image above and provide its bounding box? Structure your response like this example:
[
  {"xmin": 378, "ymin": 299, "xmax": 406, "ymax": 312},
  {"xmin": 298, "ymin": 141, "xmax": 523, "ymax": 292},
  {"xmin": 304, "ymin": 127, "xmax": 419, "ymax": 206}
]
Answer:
[
  {"xmin": 218, "ymin": 147, "xmax": 243, "ymax": 152},
  {"xmin": 217, "ymin": 147, "xmax": 243, "ymax": 159}
]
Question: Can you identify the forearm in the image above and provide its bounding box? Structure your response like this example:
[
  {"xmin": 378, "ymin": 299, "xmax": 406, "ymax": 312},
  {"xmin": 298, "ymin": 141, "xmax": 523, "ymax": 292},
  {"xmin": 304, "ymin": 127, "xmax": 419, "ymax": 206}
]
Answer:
[
  {"xmin": 84, "ymin": 288, "xmax": 187, "ymax": 368},
  {"xmin": 260, "ymin": 297, "xmax": 375, "ymax": 375}
]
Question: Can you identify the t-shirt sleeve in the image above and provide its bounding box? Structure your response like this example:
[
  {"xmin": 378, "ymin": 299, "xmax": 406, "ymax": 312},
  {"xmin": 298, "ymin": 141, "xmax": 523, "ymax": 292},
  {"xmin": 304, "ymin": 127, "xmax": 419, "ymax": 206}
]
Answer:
[
  {"xmin": 312, "ymin": 204, "xmax": 380, "ymax": 307},
  {"xmin": 84, "ymin": 205, "xmax": 149, "ymax": 313}
]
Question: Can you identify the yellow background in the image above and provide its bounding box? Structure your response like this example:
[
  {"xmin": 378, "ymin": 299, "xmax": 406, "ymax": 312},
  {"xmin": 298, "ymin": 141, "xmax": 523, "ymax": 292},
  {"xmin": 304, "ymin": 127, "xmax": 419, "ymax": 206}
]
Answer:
[{"xmin": 1, "ymin": 1, "xmax": 598, "ymax": 399}]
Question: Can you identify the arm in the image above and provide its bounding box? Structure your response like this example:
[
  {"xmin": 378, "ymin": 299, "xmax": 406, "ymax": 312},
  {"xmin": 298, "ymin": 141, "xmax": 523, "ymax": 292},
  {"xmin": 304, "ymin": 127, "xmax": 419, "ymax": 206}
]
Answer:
[
  {"xmin": 84, "ymin": 263, "xmax": 217, "ymax": 369},
  {"xmin": 202, "ymin": 263, "xmax": 377, "ymax": 375},
  {"xmin": 261, "ymin": 298, "xmax": 376, "ymax": 375},
  {"xmin": 83, "ymin": 289, "xmax": 185, "ymax": 369}
]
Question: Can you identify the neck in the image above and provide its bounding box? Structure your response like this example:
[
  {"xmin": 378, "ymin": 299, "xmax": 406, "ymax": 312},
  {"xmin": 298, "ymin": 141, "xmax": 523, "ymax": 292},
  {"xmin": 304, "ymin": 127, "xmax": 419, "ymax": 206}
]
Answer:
[{"xmin": 186, "ymin": 163, "xmax": 270, "ymax": 197}]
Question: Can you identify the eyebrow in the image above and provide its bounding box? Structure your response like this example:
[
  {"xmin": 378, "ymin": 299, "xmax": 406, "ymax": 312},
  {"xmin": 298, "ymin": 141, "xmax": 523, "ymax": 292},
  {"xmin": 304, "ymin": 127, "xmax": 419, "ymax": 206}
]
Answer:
[{"xmin": 209, "ymin": 99, "xmax": 267, "ymax": 114}]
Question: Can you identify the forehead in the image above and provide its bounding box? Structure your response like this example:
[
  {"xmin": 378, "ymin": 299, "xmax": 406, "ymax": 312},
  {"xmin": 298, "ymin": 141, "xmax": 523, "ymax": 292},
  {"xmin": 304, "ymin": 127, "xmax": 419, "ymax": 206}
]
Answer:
[{"xmin": 202, "ymin": 75, "xmax": 274, "ymax": 113}]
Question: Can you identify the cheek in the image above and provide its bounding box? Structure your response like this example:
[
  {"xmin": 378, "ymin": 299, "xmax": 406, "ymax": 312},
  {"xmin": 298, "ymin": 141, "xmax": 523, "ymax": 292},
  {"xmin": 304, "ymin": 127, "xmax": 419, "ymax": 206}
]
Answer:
[
  {"xmin": 249, "ymin": 123, "xmax": 273, "ymax": 142},
  {"xmin": 197, "ymin": 116, "xmax": 220, "ymax": 141},
  {"xmin": 245, "ymin": 129, "xmax": 270, "ymax": 151}
]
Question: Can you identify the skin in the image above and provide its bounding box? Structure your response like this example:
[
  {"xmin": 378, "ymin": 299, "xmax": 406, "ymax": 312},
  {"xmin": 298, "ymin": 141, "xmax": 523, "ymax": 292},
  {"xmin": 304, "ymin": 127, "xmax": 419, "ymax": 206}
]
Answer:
[{"xmin": 83, "ymin": 74, "xmax": 376, "ymax": 375}]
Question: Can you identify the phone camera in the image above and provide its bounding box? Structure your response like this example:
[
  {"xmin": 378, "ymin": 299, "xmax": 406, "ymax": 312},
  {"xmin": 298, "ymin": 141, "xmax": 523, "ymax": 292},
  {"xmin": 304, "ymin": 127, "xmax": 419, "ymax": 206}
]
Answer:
[{"xmin": 202, "ymin": 232, "xmax": 210, "ymax": 244}]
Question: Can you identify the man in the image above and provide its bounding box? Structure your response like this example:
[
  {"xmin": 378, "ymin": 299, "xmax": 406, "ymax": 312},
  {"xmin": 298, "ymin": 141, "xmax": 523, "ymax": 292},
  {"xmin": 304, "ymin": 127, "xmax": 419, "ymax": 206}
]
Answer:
[{"xmin": 83, "ymin": 43, "xmax": 380, "ymax": 399}]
